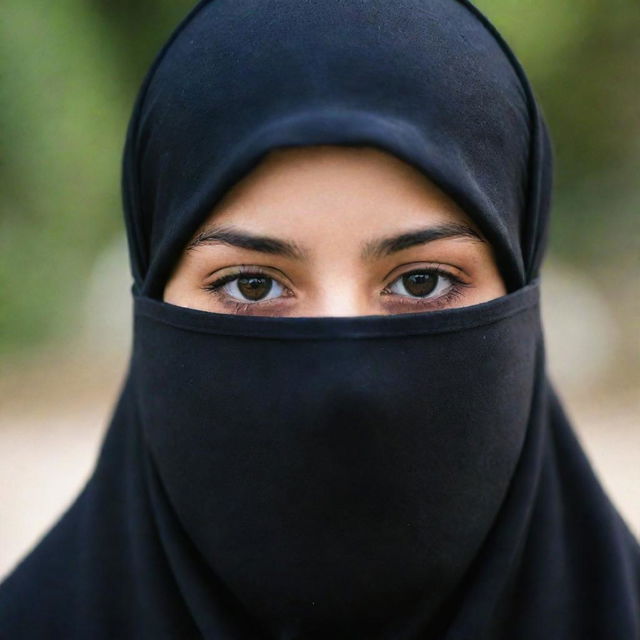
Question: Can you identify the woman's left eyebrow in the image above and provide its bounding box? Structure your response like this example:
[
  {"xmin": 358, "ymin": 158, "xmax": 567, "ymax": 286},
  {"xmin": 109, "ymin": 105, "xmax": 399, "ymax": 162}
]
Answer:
[{"xmin": 361, "ymin": 223, "xmax": 484, "ymax": 260}]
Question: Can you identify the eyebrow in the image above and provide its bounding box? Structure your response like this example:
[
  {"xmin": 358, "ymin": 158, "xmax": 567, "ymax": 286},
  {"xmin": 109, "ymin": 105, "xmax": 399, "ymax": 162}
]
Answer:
[
  {"xmin": 186, "ymin": 221, "xmax": 484, "ymax": 260},
  {"xmin": 186, "ymin": 224, "xmax": 308, "ymax": 259},
  {"xmin": 361, "ymin": 222, "xmax": 484, "ymax": 260}
]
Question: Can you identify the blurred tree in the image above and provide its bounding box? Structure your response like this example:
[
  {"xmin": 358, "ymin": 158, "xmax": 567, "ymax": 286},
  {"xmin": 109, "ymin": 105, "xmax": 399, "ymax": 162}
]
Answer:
[
  {"xmin": 477, "ymin": 0, "xmax": 640, "ymax": 267},
  {"xmin": 0, "ymin": 1, "xmax": 190, "ymax": 355}
]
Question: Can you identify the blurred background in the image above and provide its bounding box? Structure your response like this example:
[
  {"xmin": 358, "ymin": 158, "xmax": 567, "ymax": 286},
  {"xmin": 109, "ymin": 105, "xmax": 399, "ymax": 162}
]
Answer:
[{"xmin": 1, "ymin": 0, "xmax": 638, "ymax": 578}]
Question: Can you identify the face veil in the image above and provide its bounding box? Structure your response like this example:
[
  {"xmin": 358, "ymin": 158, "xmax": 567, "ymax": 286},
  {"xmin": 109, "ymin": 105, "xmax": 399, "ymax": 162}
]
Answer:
[{"xmin": 1, "ymin": 1, "xmax": 638, "ymax": 639}]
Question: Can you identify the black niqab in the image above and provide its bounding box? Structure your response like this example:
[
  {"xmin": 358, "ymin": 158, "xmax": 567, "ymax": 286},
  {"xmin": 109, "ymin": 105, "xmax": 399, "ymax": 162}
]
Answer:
[{"xmin": 1, "ymin": 1, "xmax": 638, "ymax": 638}]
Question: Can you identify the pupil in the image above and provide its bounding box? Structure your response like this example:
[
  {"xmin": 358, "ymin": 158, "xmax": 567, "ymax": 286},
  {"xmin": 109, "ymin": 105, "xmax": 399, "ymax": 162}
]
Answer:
[
  {"xmin": 237, "ymin": 276, "xmax": 272, "ymax": 301},
  {"xmin": 403, "ymin": 272, "xmax": 437, "ymax": 297}
]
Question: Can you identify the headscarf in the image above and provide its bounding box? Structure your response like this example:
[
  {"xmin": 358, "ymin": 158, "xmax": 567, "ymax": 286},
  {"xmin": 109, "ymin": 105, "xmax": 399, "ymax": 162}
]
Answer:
[{"xmin": 1, "ymin": 1, "xmax": 638, "ymax": 638}]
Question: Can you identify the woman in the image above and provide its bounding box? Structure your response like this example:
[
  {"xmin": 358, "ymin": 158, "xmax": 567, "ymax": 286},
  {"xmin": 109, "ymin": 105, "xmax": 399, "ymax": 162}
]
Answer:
[{"xmin": 1, "ymin": 0, "xmax": 638, "ymax": 638}]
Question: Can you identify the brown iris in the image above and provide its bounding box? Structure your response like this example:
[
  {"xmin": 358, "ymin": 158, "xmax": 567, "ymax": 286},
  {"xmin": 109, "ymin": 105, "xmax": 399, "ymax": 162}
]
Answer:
[
  {"xmin": 237, "ymin": 275, "xmax": 273, "ymax": 301},
  {"xmin": 402, "ymin": 272, "xmax": 437, "ymax": 297}
]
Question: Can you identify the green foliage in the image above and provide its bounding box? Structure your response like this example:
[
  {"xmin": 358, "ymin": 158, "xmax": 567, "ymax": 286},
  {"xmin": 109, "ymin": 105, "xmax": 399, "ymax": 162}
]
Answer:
[
  {"xmin": 477, "ymin": 0, "xmax": 640, "ymax": 263},
  {"xmin": 1, "ymin": 0, "xmax": 638, "ymax": 354},
  {"xmin": 0, "ymin": 0, "xmax": 191, "ymax": 354}
]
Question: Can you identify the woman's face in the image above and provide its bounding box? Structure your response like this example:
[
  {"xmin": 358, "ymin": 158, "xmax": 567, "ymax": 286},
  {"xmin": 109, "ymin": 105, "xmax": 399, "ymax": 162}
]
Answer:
[{"xmin": 163, "ymin": 145, "xmax": 506, "ymax": 316}]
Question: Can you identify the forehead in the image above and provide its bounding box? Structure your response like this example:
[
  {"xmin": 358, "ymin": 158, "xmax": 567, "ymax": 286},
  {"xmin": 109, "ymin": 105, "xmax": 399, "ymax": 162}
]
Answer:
[{"xmin": 197, "ymin": 145, "xmax": 475, "ymax": 233}]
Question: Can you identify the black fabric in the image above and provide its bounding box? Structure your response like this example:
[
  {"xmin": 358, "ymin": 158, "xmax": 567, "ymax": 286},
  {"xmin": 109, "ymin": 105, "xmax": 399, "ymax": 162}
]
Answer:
[{"xmin": 1, "ymin": 1, "xmax": 638, "ymax": 638}]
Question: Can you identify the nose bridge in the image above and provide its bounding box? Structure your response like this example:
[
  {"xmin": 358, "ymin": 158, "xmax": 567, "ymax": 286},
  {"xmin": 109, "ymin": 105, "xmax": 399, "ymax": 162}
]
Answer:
[{"xmin": 310, "ymin": 278, "xmax": 372, "ymax": 317}]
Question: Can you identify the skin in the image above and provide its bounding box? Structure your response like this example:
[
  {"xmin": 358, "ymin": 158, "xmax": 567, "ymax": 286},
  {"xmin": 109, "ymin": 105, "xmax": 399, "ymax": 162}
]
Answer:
[{"xmin": 163, "ymin": 145, "xmax": 506, "ymax": 317}]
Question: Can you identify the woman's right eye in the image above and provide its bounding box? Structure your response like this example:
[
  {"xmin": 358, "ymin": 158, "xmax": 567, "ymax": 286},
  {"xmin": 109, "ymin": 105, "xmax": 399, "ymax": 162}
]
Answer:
[{"xmin": 207, "ymin": 273, "xmax": 286, "ymax": 303}]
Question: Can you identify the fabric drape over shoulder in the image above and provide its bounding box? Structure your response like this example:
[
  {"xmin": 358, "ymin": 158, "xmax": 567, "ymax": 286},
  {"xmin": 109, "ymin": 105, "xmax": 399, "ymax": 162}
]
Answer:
[{"xmin": 1, "ymin": 1, "xmax": 638, "ymax": 638}]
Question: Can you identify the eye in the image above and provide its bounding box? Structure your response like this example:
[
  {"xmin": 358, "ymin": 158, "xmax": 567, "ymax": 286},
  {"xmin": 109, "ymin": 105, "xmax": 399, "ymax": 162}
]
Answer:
[
  {"xmin": 217, "ymin": 273, "xmax": 285, "ymax": 303},
  {"xmin": 387, "ymin": 269, "xmax": 453, "ymax": 299}
]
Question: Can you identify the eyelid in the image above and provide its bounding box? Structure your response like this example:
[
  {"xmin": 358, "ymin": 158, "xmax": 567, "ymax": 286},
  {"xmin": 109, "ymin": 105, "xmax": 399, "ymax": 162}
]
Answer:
[
  {"xmin": 205, "ymin": 264, "xmax": 294, "ymax": 288},
  {"xmin": 382, "ymin": 261, "xmax": 467, "ymax": 285}
]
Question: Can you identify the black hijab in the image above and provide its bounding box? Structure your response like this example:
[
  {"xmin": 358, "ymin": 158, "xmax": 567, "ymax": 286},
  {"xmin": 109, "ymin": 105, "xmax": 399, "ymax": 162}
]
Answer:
[{"xmin": 1, "ymin": 1, "xmax": 638, "ymax": 638}]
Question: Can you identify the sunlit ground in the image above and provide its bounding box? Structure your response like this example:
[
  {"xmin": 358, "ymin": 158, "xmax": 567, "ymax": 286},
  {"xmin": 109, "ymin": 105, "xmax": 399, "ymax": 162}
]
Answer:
[{"xmin": 1, "ymin": 242, "xmax": 638, "ymax": 579}]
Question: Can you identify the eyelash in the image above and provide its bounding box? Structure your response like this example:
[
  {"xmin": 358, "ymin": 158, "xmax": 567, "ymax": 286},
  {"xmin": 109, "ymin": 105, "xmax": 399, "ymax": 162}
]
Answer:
[
  {"xmin": 202, "ymin": 264, "xmax": 470, "ymax": 313},
  {"xmin": 381, "ymin": 266, "xmax": 469, "ymax": 310},
  {"xmin": 202, "ymin": 266, "xmax": 290, "ymax": 314}
]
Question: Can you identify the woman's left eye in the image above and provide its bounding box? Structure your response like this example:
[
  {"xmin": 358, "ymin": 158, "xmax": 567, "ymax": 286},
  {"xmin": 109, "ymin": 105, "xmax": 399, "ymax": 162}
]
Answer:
[{"xmin": 386, "ymin": 269, "xmax": 454, "ymax": 299}]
